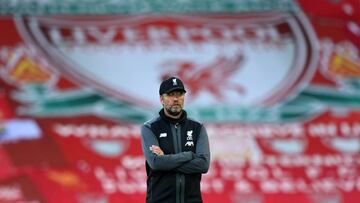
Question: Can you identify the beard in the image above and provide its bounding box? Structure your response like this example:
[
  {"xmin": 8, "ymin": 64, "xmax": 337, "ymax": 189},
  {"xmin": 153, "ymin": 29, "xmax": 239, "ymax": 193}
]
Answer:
[{"xmin": 165, "ymin": 105, "xmax": 183, "ymax": 116}]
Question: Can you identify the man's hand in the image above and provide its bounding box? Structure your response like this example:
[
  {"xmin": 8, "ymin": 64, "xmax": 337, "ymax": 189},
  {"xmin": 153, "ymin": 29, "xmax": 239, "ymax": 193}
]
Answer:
[{"xmin": 150, "ymin": 145, "xmax": 164, "ymax": 156}]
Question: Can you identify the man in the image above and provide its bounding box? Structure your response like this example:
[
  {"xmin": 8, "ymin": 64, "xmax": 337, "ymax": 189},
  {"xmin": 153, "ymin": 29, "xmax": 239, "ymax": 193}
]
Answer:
[{"xmin": 141, "ymin": 76, "xmax": 210, "ymax": 203}]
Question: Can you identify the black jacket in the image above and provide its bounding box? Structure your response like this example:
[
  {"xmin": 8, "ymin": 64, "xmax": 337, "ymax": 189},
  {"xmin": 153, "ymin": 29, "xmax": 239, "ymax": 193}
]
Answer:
[{"xmin": 141, "ymin": 109, "xmax": 210, "ymax": 203}]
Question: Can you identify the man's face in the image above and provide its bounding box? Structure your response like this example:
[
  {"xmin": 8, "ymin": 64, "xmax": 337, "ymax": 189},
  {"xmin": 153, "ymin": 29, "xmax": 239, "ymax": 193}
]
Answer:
[{"xmin": 160, "ymin": 91, "xmax": 185, "ymax": 116}]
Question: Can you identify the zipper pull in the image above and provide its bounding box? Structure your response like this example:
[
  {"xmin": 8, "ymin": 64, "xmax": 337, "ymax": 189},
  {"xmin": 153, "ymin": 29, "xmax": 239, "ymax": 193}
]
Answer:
[{"xmin": 175, "ymin": 123, "xmax": 179, "ymax": 128}]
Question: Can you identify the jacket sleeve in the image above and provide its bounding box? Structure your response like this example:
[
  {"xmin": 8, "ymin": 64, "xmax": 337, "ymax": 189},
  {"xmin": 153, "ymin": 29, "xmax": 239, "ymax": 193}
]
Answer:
[
  {"xmin": 176, "ymin": 125, "xmax": 210, "ymax": 174},
  {"xmin": 141, "ymin": 125, "xmax": 194, "ymax": 171}
]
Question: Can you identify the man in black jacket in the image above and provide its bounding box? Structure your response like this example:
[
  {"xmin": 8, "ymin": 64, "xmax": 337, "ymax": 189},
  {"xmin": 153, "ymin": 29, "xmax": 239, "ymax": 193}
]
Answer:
[{"xmin": 141, "ymin": 76, "xmax": 210, "ymax": 203}]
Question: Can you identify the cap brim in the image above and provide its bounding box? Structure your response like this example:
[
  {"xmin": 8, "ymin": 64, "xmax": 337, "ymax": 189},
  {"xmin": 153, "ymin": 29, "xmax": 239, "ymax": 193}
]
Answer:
[{"xmin": 164, "ymin": 87, "xmax": 186, "ymax": 94}]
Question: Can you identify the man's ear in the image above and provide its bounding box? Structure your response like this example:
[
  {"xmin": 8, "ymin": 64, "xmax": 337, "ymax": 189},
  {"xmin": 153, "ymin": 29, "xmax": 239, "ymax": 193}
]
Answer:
[{"xmin": 160, "ymin": 95, "xmax": 164, "ymax": 104}]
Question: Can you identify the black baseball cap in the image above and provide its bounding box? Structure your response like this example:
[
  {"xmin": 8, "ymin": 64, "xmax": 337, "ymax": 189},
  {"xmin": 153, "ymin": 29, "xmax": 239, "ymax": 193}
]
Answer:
[{"xmin": 159, "ymin": 77, "xmax": 187, "ymax": 95}]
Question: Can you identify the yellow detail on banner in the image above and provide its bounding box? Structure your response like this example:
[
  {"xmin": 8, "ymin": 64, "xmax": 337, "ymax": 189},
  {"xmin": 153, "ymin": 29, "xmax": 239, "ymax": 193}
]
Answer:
[
  {"xmin": 47, "ymin": 170, "xmax": 87, "ymax": 190},
  {"xmin": 9, "ymin": 56, "xmax": 51, "ymax": 83},
  {"xmin": 329, "ymin": 53, "xmax": 360, "ymax": 77}
]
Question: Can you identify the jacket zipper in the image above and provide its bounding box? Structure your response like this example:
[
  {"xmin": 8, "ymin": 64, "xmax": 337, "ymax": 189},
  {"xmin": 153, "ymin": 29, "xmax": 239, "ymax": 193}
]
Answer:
[{"xmin": 174, "ymin": 123, "xmax": 184, "ymax": 203}]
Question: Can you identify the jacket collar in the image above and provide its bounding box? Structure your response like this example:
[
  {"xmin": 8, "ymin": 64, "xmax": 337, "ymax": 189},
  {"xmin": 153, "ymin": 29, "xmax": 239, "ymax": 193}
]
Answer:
[{"xmin": 159, "ymin": 109, "xmax": 187, "ymax": 124}]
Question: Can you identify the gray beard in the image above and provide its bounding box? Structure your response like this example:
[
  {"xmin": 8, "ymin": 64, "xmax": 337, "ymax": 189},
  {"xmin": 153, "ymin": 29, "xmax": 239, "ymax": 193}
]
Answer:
[
  {"xmin": 168, "ymin": 109, "xmax": 182, "ymax": 116},
  {"xmin": 165, "ymin": 106, "xmax": 182, "ymax": 116}
]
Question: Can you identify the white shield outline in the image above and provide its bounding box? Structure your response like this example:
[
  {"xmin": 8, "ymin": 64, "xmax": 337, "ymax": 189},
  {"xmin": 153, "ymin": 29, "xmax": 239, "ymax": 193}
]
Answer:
[{"xmin": 15, "ymin": 12, "xmax": 318, "ymax": 108}]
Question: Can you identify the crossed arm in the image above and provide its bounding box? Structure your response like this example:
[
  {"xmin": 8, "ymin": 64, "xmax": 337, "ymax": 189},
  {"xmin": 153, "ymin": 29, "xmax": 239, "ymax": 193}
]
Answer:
[{"xmin": 140, "ymin": 125, "xmax": 210, "ymax": 174}]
